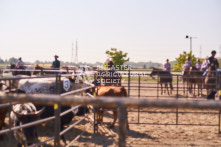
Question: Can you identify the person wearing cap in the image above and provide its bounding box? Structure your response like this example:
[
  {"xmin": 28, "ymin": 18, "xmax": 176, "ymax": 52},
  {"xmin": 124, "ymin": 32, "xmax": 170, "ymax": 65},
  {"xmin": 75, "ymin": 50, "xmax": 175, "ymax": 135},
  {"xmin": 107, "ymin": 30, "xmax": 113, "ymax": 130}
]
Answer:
[
  {"xmin": 106, "ymin": 59, "xmax": 115, "ymax": 71},
  {"xmin": 200, "ymin": 56, "xmax": 209, "ymax": 71},
  {"xmin": 164, "ymin": 59, "xmax": 171, "ymax": 73},
  {"xmin": 16, "ymin": 57, "xmax": 25, "ymax": 69},
  {"xmin": 52, "ymin": 55, "xmax": 60, "ymax": 68},
  {"xmin": 182, "ymin": 56, "xmax": 192, "ymax": 69},
  {"xmin": 195, "ymin": 59, "xmax": 201, "ymax": 70},
  {"xmin": 208, "ymin": 50, "xmax": 219, "ymax": 69}
]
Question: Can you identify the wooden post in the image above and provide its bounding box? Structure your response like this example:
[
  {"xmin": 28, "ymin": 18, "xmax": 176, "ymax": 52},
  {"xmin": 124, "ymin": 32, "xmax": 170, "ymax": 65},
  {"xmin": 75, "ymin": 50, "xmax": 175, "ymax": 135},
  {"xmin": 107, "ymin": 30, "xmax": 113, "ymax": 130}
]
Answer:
[{"xmin": 118, "ymin": 104, "xmax": 127, "ymax": 147}]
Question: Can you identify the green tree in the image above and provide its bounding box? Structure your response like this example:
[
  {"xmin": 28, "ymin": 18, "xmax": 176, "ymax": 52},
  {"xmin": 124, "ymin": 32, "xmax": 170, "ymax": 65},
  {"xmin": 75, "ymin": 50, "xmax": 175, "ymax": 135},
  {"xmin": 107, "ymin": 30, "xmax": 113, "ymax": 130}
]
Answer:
[
  {"xmin": 0, "ymin": 58, "xmax": 4, "ymax": 63},
  {"xmin": 105, "ymin": 48, "xmax": 129, "ymax": 70},
  {"xmin": 173, "ymin": 51, "xmax": 197, "ymax": 71},
  {"xmin": 8, "ymin": 57, "xmax": 18, "ymax": 63}
]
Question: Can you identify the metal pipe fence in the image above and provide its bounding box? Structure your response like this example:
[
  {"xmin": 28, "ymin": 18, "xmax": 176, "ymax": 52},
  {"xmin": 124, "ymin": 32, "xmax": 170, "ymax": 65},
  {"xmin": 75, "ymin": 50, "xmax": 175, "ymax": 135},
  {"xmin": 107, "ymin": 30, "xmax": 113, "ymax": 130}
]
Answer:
[
  {"xmin": 1, "ymin": 95, "xmax": 221, "ymax": 146},
  {"xmin": 1, "ymin": 68, "xmax": 221, "ymax": 146},
  {"xmin": 0, "ymin": 73, "xmax": 96, "ymax": 147}
]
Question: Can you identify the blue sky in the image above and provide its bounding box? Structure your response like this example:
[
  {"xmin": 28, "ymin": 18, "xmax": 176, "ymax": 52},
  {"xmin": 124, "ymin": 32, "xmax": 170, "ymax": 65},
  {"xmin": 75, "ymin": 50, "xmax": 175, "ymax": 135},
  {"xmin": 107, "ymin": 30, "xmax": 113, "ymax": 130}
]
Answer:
[{"xmin": 0, "ymin": 0, "xmax": 220, "ymax": 64}]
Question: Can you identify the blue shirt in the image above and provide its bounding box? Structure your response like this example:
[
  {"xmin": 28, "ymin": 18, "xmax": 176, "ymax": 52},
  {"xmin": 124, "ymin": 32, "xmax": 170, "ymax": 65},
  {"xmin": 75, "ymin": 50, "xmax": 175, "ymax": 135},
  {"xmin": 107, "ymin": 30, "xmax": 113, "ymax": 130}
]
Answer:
[{"xmin": 52, "ymin": 60, "xmax": 60, "ymax": 68}]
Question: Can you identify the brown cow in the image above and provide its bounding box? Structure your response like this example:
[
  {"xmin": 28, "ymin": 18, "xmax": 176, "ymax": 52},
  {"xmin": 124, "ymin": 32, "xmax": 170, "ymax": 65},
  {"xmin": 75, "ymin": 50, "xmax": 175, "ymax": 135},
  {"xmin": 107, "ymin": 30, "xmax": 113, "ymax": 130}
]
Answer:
[
  {"xmin": 87, "ymin": 86, "xmax": 129, "ymax": 129},
  {"xmin": 0, "ymin": 82, "xmax": 9, "ymax": 139}
]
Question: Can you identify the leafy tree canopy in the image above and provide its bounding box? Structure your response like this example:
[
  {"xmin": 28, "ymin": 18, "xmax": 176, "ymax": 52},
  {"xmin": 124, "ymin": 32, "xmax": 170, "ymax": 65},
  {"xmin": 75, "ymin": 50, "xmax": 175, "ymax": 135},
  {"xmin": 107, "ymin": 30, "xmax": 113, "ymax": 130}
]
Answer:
[
  {"xmin": 105, "ymin": 48, "xmax": 129, "ymax": 70},
  {"xmin": 173, "ymin": 51, "xmax": 197, "ymax": 71}
]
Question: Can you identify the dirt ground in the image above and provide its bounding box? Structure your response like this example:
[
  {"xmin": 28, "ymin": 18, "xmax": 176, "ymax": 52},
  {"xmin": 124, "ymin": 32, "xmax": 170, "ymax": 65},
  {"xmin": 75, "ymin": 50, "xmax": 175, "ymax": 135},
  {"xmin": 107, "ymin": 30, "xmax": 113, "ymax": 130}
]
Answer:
[{"xmin": 1, "ymin": 81, "xmax": 221, "ymax": 146}]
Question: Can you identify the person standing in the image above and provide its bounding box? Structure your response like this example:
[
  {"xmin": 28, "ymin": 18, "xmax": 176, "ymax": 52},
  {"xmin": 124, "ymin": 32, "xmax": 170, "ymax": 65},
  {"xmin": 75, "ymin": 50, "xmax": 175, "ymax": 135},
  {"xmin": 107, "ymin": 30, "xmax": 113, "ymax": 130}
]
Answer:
[
  {"xmin": 52, "ymin": 55, "xmax": 60, "ymax": 68},
  {"xmin": 164, "ymin": 59, "xmax": 171, "ymax": 73}
]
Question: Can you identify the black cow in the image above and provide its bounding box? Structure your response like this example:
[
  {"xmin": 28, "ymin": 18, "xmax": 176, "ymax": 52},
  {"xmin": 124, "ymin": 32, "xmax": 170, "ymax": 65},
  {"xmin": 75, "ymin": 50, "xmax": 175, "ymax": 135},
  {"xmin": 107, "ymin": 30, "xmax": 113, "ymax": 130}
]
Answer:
[
  {"xmin": 207, "ymin": 91, "xmax": 218, "ymax": 100},
  {"xmin": 11, "ymin": 103, "xmax": 44, "ymax": 147},
  {"xmin": 35, "ymin": 104, "xmax": 89, "ymax": 144}
]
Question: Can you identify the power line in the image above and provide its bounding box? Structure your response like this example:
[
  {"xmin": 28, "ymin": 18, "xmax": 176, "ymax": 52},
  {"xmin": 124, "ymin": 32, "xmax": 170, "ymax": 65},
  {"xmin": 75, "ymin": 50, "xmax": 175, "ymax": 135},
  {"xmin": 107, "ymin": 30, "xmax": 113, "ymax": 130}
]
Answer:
[
  {"xmin": 75, "ymin": 40, "xmax": 78, "ymax": 64},
  {"xmin": 71, "ymin": 42, "xmax": 74, "ymax": 64},
  {"xmin": 199, "ymin": 45, "xmax": 202, "ymax": 58}
]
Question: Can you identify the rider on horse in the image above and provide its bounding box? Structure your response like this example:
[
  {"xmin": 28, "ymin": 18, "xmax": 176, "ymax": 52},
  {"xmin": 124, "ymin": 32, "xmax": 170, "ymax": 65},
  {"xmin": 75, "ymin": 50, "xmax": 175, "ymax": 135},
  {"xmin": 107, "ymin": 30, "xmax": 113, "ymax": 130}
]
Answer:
[
  {"xmin": 106, "ymin": 59, "xmax": 115, "ymax": 73},
  {"xmin": 202, "ymin": 50, "xmax": 219, "ymax": 76},
  {"xmin": 182, "ymin": 57, "xmax": 192, "ymax": 69},
  {"xmin": 200, "ymin": 56, "xmax": 209, "ymax": 71},
  {"xmin": 182, "ymin": 57, "xmax": 192, "ymax": 75},
  {"xmin": 208, "ymin": 50, "xmax": 219, "ymax": 70},
  {"xmin": 16, "ymin": 57, "xmax": 25, "ymax": 69},
  {"xmin": 195, "ymin": 59, "xmax": 201, "ymax": 70},
  {"xmin": 164, "ymin": 59, "xmax": 171, "ymax": 73}
]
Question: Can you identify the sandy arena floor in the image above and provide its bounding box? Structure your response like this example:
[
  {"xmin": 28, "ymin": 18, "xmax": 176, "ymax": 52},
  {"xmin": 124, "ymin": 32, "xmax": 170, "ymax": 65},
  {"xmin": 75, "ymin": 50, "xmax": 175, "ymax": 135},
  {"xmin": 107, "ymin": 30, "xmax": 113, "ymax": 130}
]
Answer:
[{"xmin": 1, "ymin": 81, "xmax": 221, "ymax": 146}]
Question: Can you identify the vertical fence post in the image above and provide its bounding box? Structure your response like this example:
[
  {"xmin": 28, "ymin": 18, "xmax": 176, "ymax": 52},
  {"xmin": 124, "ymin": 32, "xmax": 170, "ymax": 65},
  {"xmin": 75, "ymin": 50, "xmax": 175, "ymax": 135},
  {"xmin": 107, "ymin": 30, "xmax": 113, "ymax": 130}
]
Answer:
[
  {"xmin": 8, "ymin": 103, "xmax": 13, "ymax": 147},
  {"xmin": 218, "ymin": 71, "xmax": 221, "ymax": 134},
  {"xmin": 128, "ymin": 69, "xmax": 130, "ymax": 97},
  {"xmin": 40, "ymin": 69, "xmax": 43, "ymax": 76},
  {"xmin": 157, "ymin": 75, "xmax": 159, "ymax": 99},
  {"xmin": 0, "ymin": 69, "xmax": 2, "ymax": 78},
  {"xmin": 176, "ymin": 75, "xmax": 179, "ymax": 98},
  {"xmin": 219, "ymin": 111, "xmax": 221, "ymax": 134},
  {"xmin": 54, "ymin": 74, "xmax": 61, "ymax": 147},
  {"xmin": 94, "ymin": 108, "xmax": 98, "ymax": 134},
  {"xmin": 118, "ymin": 104, "xmax": 127, "ymax": 147},
  {"xmin": 93, "ymin": 73, "xmax": 99, "ymax": 134},
  {"xmin": 54, "ymin": 103, "xmax": 61, "ymax": 147},
  {"xmin": 9, "ymin": 80, "xmax": 12, "ymax": 92},
  {"xmin": 176, "ymin": 75, "xmax": 179, "ymax": 125},
  {"xmin": 138, "ymin": 75, "xmax": 140, "ymax": 124}
]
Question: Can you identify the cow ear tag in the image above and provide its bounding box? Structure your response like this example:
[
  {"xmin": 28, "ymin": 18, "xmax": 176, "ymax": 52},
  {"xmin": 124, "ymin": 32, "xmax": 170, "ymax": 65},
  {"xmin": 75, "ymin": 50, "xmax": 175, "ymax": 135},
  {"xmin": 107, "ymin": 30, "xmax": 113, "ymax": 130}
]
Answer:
[
  {"xmin": 63, "ymin": 78, "xmax": 70, "ymax": 91},
  {"xmin": 93, "ymin": 92, "xmax": 96, "ymax": 96}
]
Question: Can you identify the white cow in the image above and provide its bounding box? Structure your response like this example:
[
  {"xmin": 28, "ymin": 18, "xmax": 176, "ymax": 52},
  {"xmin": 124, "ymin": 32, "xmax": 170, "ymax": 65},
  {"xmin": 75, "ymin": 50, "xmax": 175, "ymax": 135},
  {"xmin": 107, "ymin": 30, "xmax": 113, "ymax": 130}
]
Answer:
[{"xmin": 18, "ymin": 77, "xmax": 86, "ymax": 94}]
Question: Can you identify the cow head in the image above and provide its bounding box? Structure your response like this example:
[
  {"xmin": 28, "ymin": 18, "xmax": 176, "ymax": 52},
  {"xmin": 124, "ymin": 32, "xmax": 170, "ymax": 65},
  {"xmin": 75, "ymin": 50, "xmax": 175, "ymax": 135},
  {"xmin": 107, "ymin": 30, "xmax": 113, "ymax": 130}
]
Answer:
[
  {"xmin": 75, "ymin": 106, "xmax": 90, "ymax": 116},
  {"xmin": 12, "ymin": 107, "xmax": 45, "ymax": 145}
]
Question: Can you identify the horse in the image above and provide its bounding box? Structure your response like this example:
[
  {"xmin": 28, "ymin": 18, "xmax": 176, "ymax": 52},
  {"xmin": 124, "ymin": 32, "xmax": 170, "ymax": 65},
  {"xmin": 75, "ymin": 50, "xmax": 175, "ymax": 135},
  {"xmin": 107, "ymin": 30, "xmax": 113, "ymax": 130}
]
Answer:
[
  {"xmin": 97, "ymin": 70, "xmax": 122, "ymax": 86},
  {"xmin": 33, "ymin": 64, "xmax": 68, "ymax": 75},
  {"xmin": 150, "ymin": 67, "xmax": 173, "ymax": 95},
  {"xmin": 188, "ymin": 66, "xmax": 203, "ymax": 96},
  {"xmin": 10, "ymin": 63, "xmax": 31, "ymax": 76},
  {"xmin": 204, "ymin": 65, "xmax": 217, "ymax": 95},
  {"xmin": 182, "ymin": 67, "xmax": 190, "ymax": 96}
]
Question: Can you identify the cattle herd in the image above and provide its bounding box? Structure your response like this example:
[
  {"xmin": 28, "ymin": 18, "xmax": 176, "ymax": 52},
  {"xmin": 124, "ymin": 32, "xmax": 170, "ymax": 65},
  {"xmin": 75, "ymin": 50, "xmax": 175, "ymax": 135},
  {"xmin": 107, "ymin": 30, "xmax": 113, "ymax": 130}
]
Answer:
[{"xmin": 0, "ymin": 71, "xmax": 128, "ymax": 146}]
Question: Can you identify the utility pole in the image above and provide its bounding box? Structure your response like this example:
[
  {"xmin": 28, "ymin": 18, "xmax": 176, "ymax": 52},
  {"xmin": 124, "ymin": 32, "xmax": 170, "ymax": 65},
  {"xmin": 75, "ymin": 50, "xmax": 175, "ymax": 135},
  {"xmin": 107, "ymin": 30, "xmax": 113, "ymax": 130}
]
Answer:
[
  {"xmin": 219, "ymin": 45, "xmax": 221, "ymax": 58},
  {"xmin": 71, "ymin": 42, "xmax": 74, "ymax": 64},
  {"xmin": 75, "ymin": 40, "xmax": 78, "ymax": 64},
  {"xmin": 200, "ymin": 45, "xmax": 202, "ymax": 58},
  {"xmin": 185, "ymin": 35, "xmax": 197, "ymax": 52}
]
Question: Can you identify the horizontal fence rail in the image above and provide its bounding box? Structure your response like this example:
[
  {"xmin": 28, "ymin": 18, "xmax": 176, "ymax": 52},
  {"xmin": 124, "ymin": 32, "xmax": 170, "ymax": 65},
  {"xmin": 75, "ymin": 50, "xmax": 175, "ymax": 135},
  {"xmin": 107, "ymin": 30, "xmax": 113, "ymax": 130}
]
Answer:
[
  {"xmin": 1, "ymin": 94, "xmax": 221, "ymax": 146},
  {"xmin": 1, "ymin": 94, "xmax": 221, "ymax": 110}
]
